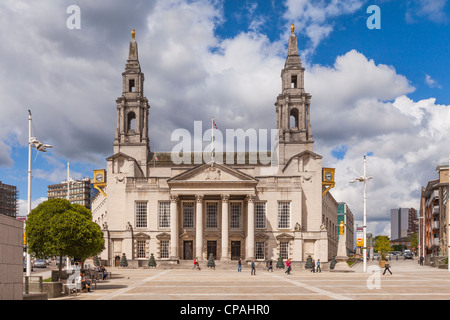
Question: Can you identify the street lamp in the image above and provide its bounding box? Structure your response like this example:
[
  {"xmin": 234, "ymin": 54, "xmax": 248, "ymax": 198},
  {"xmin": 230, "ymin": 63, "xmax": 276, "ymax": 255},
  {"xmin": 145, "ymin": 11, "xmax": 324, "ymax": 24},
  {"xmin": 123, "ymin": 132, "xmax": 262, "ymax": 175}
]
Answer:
[
  {"xmin": 350, "ymin": 155, "xmax": 372, "ymax": 273},
  {"xmin": 26, "ymin": 110, "xmax": 52, "ymax": 276}
]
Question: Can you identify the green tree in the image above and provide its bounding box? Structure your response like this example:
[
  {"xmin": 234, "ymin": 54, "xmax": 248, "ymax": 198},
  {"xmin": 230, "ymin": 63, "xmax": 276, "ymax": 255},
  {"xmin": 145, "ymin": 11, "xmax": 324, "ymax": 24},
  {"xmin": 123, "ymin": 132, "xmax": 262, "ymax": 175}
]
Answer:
[
  {"xmin": 25, "ymin": 199, "xmax": 104, "ymax": 279},
  {"xmin": 374, "ymin": 235, "xmax": 392, "ymax": 260}
]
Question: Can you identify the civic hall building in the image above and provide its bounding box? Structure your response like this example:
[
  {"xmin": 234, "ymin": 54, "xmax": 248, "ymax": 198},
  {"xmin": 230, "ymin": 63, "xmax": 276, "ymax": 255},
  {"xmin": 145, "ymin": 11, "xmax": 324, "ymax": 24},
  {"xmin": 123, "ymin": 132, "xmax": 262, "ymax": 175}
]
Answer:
[{"xmin": 91, "ymin": 27, "xmax": 338, "ymax": 267}]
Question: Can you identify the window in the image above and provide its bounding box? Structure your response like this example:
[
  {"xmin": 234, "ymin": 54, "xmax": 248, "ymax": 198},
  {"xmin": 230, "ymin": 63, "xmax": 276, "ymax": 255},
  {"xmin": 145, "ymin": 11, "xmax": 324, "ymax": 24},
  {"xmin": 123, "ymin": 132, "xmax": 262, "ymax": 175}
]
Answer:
[
  {"xmin": 255, "ymin": 202, "xmax": 266, "ymax": 229},
  {"xmin": 159, "ymin": 201, "xmax": 170, "ymax": 228},
  {"xmin": 278, "ymin": 201, "xmax": 291, "ymax": 229},
  {"xmin": 291, "ymin": 75, "xmax": 297, "ymax": 88},
  {"xmin": 183, "ymin": 202, "xmax": 195, "ymax": 228},
  {"xmin": 280, "ymin": 242, "xmax": 289, "ymax": 259},
  {"xmin": 230, "ymin": 202, "xmax": 242, "ymax": 229},
  {"xmin": 137, "ymin": 240, "xmax": 146, "ymax": 258},
  {"xmin": 206, "ymin": 202, "xmax": 218, "ymax": 229},
  {"xmin": 160, "ymin": 240, "xmax": 169, "ymax": 259},
  {"xmin": 255, "ymin": 242, "xmax": 265, "ymax": 260},
  {"xmin": 135, "ymin": 202, "xmax": 147, "ymax": 228},
  {"xmin": 129, "ymin": 79, "xmax": 135, "ymax": 92}
]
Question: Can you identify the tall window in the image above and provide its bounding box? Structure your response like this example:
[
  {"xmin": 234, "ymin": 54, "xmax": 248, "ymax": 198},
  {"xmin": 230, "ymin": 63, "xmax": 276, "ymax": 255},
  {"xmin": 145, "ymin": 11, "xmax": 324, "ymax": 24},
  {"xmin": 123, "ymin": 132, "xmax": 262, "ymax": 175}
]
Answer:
[
  {"xmin": 255, "ymin": 202, "xmax": 266, "ymax": 229},
  {"xmin": 160, "ymin": 241, "xmax": 169, "ymax": 259},
  {"xmin": 230, "ymin": 202, "xmax": 242, "ymax": 229},
  {"xmin": 137, "ymin": 240, "xmax": 146, "ymax": 258},
  {"xmin": 183, "ymin": 202, "xmax": 195, "ymax": 228},
  {"xmin": 206, "ymin": 202, "xmax": 218, "ymax": 228},
  {"xmin": 159, "ymin": 201, "xmax": 170, "ymax": 228},
  {"xmin": 280, "ymin": 242, "xmax": 289, "ymax": 259},
  {"xmin": 135, "ymin": 202, "xmax": 147, "ymax": 228},
  {"xmin": 255, "ymin": 242, "xmax": 265, "ymax": 260},
  {"xmin": 278, "ymin": 201, "xmax": 291, "ymax": 229}
]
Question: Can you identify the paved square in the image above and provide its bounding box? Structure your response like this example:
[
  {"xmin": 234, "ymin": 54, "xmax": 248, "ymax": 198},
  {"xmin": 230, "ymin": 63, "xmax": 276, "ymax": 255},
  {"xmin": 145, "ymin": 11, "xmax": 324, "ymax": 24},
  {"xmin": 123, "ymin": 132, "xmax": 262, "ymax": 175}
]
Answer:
[{"xmin": 50, "ymin": 259, "xmax": 450, "ymax": 301}]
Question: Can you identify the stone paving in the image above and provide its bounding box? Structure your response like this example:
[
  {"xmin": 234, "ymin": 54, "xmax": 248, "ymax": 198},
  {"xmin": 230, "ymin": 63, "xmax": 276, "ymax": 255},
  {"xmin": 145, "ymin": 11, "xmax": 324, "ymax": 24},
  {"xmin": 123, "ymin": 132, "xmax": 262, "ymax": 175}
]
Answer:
[{"xmin": 45, "ymin": 259, "xmax": 450, "ymax": 301}]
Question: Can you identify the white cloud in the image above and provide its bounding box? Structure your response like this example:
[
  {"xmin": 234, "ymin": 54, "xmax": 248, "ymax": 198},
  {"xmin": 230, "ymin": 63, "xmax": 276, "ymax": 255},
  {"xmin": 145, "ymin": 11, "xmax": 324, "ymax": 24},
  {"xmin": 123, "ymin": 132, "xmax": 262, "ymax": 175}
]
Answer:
[
  {"xmin": 425, "ymin": 74, "xmax": 442, "ymax": 88},
  {"xmin": 283, "ymin": 0, "xmax": 365, "ymax": 56}
]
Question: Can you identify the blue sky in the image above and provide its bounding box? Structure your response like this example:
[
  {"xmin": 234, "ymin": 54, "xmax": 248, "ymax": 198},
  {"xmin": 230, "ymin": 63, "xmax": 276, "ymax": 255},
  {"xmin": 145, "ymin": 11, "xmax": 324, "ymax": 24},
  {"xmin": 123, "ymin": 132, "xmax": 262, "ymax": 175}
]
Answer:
[{"xmin": 0, "ymin": 0, "xmax": 448, "ymax": 236}]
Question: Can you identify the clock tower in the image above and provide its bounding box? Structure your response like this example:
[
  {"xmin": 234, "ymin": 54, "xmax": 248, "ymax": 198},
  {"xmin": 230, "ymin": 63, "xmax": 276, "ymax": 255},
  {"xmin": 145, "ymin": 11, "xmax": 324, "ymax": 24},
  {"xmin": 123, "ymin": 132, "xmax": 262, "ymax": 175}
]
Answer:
[
  {"xmin": 275, "ymin": 25, "xmax": 314, "ymax": 165},
  {"xmin": 113, "ymin": 30, "xmax": 150, "ymax": 175}
]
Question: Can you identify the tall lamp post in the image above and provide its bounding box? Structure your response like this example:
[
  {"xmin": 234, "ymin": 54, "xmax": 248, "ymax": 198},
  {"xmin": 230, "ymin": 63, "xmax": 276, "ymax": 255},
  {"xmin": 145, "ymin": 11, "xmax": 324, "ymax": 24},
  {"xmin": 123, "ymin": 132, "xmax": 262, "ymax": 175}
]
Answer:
[
  {"xmin": 26, "ymin": 110, "xmax": 52, "ymax": 276},
  {"xmin": 350, "ymin": 155, "xmax": 372, "ymax": 273}
]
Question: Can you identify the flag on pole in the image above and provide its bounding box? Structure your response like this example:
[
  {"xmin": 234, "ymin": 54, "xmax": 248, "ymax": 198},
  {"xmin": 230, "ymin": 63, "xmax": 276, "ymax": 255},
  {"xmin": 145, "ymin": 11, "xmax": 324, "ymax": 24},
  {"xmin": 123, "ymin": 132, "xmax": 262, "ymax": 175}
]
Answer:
[{"xmin": 213, "ymin": 119, "xmax": 218, "ymax": 129}]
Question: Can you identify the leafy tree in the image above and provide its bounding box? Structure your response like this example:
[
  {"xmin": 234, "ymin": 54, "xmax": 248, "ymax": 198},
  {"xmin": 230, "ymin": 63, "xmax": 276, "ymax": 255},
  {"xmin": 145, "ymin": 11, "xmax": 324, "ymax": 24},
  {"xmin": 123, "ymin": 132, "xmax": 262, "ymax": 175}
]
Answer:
[
  {"xmin": 374, "ymin": 235, "xmax": 392, "ymax": 260},
  {"xmin": 25, "ymin": 199, "xmax": 104, "ymax": 279}
]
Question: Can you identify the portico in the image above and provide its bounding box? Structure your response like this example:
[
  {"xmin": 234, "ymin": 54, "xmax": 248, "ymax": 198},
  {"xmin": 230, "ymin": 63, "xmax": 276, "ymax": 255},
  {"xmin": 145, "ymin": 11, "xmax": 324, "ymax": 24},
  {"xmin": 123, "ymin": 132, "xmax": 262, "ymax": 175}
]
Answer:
[{"xmin": 167, "ymin": 162, "xmax": 258, "ymax": 261}]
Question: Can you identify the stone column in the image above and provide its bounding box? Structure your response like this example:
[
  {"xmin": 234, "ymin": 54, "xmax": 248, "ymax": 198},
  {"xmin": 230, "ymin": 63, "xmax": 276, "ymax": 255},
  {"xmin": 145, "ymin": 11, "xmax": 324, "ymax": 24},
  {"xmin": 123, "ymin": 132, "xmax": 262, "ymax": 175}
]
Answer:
[
  {"xmin": 195, "ymin": 194, "xmax": 204, "ymax": 260},
  {"xmin": 221, "ymin": 194, "xmax": 230, "ymax": 260},
  {"xmin": 246, "ymin": 194, "xmax": 256, "ymax": 261},
  {"xmin": 170, "ymin": 194, "xmax": 179, "ymax": 259}
]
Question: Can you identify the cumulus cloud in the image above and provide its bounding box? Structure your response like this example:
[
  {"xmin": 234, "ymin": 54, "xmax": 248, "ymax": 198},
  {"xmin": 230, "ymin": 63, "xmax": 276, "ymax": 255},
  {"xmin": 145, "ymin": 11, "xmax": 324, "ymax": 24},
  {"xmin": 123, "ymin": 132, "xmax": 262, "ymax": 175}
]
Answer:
[
  {"xmin": 283, "ymin": 0, "xmax": 365, "ymax": 56},
  {"xmin": 1, "ymin": 0, "xmax": 448, "ymax": 238},
  {"xmin": 304, "ymin": 51, "xmax": 449, "ymax": 235}
]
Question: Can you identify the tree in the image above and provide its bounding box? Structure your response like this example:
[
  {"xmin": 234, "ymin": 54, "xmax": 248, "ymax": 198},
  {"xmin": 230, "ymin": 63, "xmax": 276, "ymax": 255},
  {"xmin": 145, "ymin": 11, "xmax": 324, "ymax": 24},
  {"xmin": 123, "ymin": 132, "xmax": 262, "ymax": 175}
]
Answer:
[
  {"xmin": 374, "ymin": 235, "xmax": 392, "ymax": 260},
  {"xmin": 25, "ymin": 199, "xmax": 105, "ymax": 279}
]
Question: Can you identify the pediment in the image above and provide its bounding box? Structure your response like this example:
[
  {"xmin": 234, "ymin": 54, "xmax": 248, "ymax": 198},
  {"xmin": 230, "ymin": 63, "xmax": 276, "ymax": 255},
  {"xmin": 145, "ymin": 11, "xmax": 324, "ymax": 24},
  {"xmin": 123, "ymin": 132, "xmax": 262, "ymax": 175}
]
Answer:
[
  {"xmin": 134, "ymin": 232, "xmax": 150, "ymax": 239},
  {"xmin": 167, "ymin": 162, "xmax": 258, "ymax": 184},
  {"xmin": 276, "ymin": 233, "xmax": 295, "ymax": 241}
]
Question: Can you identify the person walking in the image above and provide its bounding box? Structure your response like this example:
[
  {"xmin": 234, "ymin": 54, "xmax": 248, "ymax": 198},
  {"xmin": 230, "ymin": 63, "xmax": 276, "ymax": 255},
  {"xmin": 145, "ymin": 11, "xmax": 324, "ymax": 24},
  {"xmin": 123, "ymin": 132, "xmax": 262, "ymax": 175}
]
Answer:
[
  {"xmin": 238, "ymin": 259, "xmax": 242, "ymax": 272},
  {"xmin": 316, "ymin": 259, "xmax": 321, "ymax": 273},
  {"xmin": 383, "ymin": 260, "xmax": 392, "ymax": 275},
  {"xmin": 285, "ymin": 258, "xmax": 291, "ymax": 275},
  {"xmin": 267, "ymin": 259, "xmax": 273, "ymax": 272},
  {"xmin": 193, "ymin": 257, "xmax": 197, "ymax": 270},
  {"xmin": 251, "ymin": 260, "xmax": 256, "ymax": 275},
  {"xmin": 311, "ymin": 259, "xmax": 316, "ymax": 273}
]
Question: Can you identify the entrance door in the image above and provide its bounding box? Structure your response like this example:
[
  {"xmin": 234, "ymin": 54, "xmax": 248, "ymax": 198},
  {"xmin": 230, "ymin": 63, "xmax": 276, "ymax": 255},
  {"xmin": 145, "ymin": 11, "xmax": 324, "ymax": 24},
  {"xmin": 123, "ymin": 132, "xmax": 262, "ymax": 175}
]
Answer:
[
  {"xmin": 231, "ymin": 241, "xmax": 241, "ymax": 260},
  {"xmin": 184, "ymin": 241, "xmax": 193, "ymax": 260},
  {"xmin": 207, "ymin": 241, "xmax": 217, "ymax": 260}
]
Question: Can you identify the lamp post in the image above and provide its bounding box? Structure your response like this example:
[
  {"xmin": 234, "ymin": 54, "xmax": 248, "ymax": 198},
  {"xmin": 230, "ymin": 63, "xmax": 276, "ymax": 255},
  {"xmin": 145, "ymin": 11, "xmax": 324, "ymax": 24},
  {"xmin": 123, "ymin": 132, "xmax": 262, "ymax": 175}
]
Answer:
[
  {"xmin": 26, "ymin": 110, "xmax": 52, "ymax": 276},
  {"xmin": 350, "ymin": 155, "xmax": 372, "ymax": 273}
]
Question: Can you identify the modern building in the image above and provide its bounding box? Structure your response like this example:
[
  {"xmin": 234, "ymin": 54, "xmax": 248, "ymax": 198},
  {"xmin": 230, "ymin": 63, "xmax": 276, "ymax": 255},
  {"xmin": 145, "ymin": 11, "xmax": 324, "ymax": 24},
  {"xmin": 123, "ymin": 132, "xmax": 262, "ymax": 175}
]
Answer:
[
  {"xmin": 322, "ymin": 190, "xmax": 338, "ymax": 260},
  {"xmin": 0, "ymin": 181, "xmax": 18, "ymax": 218},
  {"xmin": 391, "ymin": 208, "xmax": 416, "ymax": 241},
  {"xmin": 436, "ymin": 164, "xmax": 449, "ymax": 258},
  {"xmin": 337, "ymin": 202, "xmax": 354, "ymax": 256},
  {"xmin": 91, "ymin": 27, "xmax": 333, "ymax": 267},
  {"xmin": 419, "ymin": 179, "xmax": 440, "ymax": 257},
  {"xmin": 47, "ymin": 178, "xmax": 91, "ymax": 209}
]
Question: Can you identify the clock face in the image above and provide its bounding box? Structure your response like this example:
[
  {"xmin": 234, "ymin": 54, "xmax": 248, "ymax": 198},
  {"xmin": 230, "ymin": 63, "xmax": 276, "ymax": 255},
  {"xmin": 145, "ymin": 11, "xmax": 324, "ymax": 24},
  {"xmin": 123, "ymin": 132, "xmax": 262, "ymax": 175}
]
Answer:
[
  {"xmin": 96, "ymin": 173, "xmax": 103, "ymax": 182},
  {"xmin": 325, "ymin": 172, "xmax": 333, "ymax": 181}
]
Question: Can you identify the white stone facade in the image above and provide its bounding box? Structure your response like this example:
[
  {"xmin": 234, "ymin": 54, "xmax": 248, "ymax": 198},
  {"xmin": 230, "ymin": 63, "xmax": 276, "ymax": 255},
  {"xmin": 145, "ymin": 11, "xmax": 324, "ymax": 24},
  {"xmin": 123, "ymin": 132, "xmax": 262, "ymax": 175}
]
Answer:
[{"xmin": 92, "ymin": 30, "xmax": 331, "ymax": 266}]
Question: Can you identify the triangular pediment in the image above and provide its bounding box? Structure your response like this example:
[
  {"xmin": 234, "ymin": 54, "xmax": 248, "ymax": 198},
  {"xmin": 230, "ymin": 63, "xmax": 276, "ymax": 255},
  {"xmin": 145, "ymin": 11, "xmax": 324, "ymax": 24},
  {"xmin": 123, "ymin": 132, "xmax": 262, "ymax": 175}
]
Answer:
[{"xmin": 167, "ymin": 162, "xmax": 258, "ymax": 184}]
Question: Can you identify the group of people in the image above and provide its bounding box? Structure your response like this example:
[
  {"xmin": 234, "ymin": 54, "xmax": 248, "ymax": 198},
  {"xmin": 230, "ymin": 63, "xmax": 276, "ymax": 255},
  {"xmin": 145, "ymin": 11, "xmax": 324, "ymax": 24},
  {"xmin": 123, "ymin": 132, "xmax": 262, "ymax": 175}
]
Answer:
[{"xmin": 309, "ymin": 259, "xmax": 322, "ymax": 273}]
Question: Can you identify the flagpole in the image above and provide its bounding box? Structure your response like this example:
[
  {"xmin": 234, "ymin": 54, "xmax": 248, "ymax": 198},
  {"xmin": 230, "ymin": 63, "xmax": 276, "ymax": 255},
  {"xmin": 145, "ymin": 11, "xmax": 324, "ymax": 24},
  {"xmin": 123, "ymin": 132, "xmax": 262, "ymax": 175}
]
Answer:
[{"xmin": 211, "ymin": 116, "xmax": 214, "ymax": 162}]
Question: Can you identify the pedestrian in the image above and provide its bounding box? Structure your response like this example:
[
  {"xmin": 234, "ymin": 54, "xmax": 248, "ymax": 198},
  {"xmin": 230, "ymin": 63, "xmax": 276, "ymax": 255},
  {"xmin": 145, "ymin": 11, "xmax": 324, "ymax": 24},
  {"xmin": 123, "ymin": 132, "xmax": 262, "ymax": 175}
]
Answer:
[
  {"xmin": 311, "ymin": 259, "xmax": 315, "ymax": 273},
  {"xmin": 383, "ymin": 260, "xmax": 392, "ymax": 275},
  {"xmin": 267, "ymin": 259, "xmax": 273, "ymax": 272},
  {"xmin": 316, "ymin": 259, "xmax": 321, "ymax": 273},
  {"xmin": 101, "ymin": 265, "xmax": 107, "ymax": 280},
  {"xmin": 238, "ymin": 259, "xmax": 242, "ymax": 272},
  {"xmin": 285, "ymin": 258, "xmax": 291, "ymax": 275},
  {"xmin": 419, "ymin": 256, "xmax": 424, "ymax": 266},
  {"xmin": 193, "ymin": 257, "xmax": 197, "ymax": 270},
  {"xmin": 251, "ymin": 260, "xmax": 256, "ymax": 275}
]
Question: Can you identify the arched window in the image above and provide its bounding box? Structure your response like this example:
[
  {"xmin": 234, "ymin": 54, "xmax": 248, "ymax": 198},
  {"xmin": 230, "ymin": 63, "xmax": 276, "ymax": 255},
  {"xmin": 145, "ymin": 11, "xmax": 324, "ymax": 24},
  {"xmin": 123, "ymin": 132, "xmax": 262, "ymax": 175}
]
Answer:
[
  {"xmin": 290, "ymin": 108, "xmax": 299, "ymax": 130},
  {"xmin": 127, "ymin": 111, "xmax": 136, "ymax": 132}
]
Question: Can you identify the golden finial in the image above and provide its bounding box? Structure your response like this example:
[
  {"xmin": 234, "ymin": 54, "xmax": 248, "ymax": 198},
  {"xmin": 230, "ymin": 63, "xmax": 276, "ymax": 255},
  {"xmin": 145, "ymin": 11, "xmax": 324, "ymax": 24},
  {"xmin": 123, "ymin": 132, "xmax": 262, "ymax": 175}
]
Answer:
[
  {"xmin": 291, "ymin": 23, "xmax": 295, "ymax": 34},
  {"xmin": 132, "ymin": 29, "xmax": 136, "ymax": 40}
]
